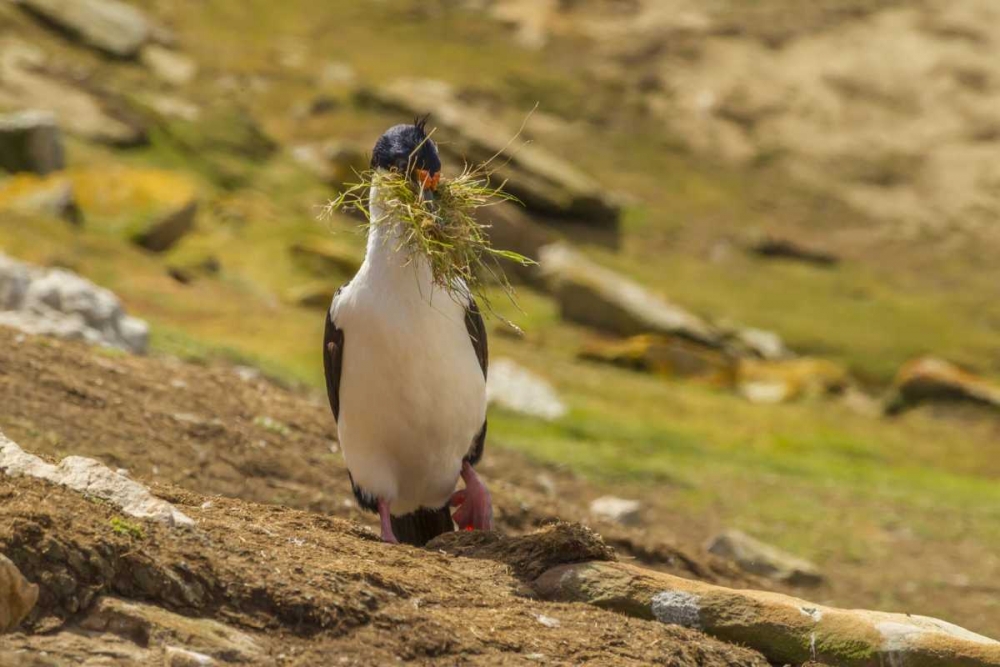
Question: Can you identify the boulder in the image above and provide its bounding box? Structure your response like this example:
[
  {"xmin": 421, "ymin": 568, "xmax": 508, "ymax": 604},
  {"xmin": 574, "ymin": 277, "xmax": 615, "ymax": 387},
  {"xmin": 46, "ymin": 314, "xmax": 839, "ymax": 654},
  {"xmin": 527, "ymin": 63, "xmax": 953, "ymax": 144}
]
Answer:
[
  {"xmin": 0, "ymin": 110, "xmax": 64, "ymax": 175},
  {"xmin": 539, "ymin": 243, "xmax": 721, "ymax": 347},
  {"xmin": 736, "ymin": 357, "xmax": 849, "ymax": 404},
  {"xmin": 579, "ymin": 334, "xmax": 735, "ymax": 384},
  {"xmin": 359, "ymin": 78, "xmax": 621, "ymax": 230},
  {"xmin": 588, "ymin": 496, "xmax": 641, "ymax": 526},
  {"xmin": 0, "ymin": 173, "xmax": 81, "ymax": 223},
  {"xmin": 133, "ymin": 200, "xmax": 197, "ymax": 252},
  {"xmin": 0, "ymin": 554, "xmax": 38, "ymax": 633},
  {"xmin": 290, "ymin": 141, "xmax": 367, "ymax": 189},
  {"xmin": 706, "ymin": 530, "xmax": 823, "ymax": 587},
  {"xmin": 0, "ymin": 252, "xmax": 149, "ymax": 353},
  {"xmin": 0, "ymin": 430, "xmax": 193, "ymax": 527},
  {"xmin": 887, "ymin": 357, "xmax": 1000, "ymax": 415},
  {"xmin": 140, "ymin": 45, "xmax": 197, "ymax": 86},
  {"xmin": 535, "ymin": 560, "xmax": 1000, "ymax": 667},
  {"xmin": 289, "ymin": 239, "xmax": 361, "ymax": 278},
  {"xmin": 487, "ymin": 358, "xmax": 567, "ymax": 421},
  {"xmin": 16, "ymin": 0, "xmax": 152, "ymax": 59}
]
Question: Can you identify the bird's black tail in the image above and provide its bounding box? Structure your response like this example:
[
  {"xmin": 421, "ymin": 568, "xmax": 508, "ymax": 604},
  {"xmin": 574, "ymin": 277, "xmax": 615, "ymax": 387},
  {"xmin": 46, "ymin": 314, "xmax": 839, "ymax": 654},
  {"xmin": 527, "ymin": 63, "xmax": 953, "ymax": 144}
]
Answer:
[{"xmin": 391, "ymin": 504, "xmax": 454, "ymax": 547}]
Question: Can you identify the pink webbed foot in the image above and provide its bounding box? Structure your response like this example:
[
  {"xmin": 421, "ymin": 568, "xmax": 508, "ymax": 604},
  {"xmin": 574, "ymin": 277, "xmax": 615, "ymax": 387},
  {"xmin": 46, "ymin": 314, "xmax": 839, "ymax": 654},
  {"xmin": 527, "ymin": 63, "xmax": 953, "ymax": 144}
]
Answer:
[
  {"xmin": 377, "ymin": 498, "xmax": 399, "ymax": 544},
  {"xmin": 450, "ymin": 460, "xmax": 493, "ymax": 531}
]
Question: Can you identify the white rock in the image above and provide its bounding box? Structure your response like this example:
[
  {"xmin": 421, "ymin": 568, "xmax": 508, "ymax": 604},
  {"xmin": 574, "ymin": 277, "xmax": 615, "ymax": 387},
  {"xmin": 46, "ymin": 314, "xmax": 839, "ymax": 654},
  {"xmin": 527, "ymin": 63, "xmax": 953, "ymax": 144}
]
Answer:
[
  {"xmin": 589, "ymin": 496, "xmax": 641, "ymax": 526},
  {"xmin": 0, "ymin": 253, "xmax": 149, "ymax": 353},
  {"xmin": 487, "ymin": 358, "xmax": 567, "ymax": 421},
  {"xmin": 165, "ymin": 647, "xmax": 215, "ymax": 666},
  {"xmin": 0, "ymin": 430, "xmax": 193, "ymax": 527}
]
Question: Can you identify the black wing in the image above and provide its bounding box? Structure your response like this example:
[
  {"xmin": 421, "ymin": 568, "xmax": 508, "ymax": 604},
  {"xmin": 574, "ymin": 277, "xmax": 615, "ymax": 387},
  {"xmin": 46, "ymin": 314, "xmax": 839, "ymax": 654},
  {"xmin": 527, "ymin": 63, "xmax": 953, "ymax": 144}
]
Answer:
[
  {"xmin": 464, "ymin": 297, "xmax": 488, "ymax": 465},
  {"xmin": 323, "ymin": 286, "xmax": 347, "ymax": 422},
  {"xmin": 464, "ymin": 298, "xmax": 488, "ymax": 380}
]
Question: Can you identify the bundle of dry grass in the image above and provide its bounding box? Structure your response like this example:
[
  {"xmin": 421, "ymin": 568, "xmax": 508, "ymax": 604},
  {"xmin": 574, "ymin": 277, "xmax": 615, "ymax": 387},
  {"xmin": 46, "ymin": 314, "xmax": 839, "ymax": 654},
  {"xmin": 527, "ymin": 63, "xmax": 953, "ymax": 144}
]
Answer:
[{"xmin": 321, "ymin": 163, "xmax": 535, "ymax": 317}]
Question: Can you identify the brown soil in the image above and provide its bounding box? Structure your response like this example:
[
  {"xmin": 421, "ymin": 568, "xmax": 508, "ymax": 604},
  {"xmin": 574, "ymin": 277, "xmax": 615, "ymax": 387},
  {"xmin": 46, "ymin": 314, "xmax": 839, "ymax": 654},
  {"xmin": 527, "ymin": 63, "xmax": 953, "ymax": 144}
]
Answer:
[
  {"xmin": 0, "ymin": 326, "xmax": 757, "ymax": 590},
  {"xmin": 0, "ymin": 327, "xmax": 778, "ymax": 664}
]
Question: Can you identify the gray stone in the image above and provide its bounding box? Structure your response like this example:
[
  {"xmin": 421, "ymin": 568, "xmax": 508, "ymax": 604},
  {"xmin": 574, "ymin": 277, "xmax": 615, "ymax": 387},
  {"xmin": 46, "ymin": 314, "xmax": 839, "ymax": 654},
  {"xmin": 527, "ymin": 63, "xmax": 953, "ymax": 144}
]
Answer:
[
  {"xmin": 0, "ymin": 554, "xmax": 38, "ymax": 633},
  {"xmin": 539, "ymin": 243, "xmax": 721, "ymax": 346},
  {"xmin": 706, "ymin": 530, "xmax": 823, "ymax": 586},
  {"xmin": 0, "ymin": 252, "xmax": 148, "ymax": 353},
  {"xmin": 589, "ymin": 496, "xmax": 641, "ymax": 526},
  {"xmin": 0, "ymin": 430, "xmax": 194, "ymax": 527},
  {"xmin": 17, "ymin": 0, "xmax": 152, "ymax": 59},
  {"xmin": 0, "ymin": 110, "xmax": 64, "ymax": 175},
  {"xmin": 487, "ymin": 358, "xmax": 567, "ymax": 421}
]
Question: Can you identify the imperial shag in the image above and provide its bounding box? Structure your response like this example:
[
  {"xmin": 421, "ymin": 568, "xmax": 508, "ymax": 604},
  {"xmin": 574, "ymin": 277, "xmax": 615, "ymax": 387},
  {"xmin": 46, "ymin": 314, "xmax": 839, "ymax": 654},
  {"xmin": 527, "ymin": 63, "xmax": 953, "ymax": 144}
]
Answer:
[{"xmin": 323, "ymin": 120, "xmax": 493, "ymax": 546}]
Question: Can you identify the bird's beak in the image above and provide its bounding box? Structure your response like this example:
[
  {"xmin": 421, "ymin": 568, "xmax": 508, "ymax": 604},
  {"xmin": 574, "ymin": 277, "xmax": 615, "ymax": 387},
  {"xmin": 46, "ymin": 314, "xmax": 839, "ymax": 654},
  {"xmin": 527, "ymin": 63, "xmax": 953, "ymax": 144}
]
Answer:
[{"xmin": 415, "ymin": 169, "xmax": 440, "ymax": 202}]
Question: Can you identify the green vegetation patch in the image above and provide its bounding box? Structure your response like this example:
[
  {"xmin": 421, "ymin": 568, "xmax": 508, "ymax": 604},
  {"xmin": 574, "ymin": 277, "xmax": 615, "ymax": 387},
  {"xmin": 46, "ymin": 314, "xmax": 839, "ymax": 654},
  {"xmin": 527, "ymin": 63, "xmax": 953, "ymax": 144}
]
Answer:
[{"xmin": 110, "ymin": 516, "xmax": 145, "ymax": 540}]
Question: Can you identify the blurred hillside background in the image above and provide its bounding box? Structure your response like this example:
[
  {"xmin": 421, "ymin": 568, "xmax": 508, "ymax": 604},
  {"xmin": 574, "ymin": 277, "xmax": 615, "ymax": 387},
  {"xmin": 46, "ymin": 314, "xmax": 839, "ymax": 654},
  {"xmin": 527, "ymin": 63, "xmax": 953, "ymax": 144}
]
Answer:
[{"xmin": 1, "ymin": 0, "xmax": 998, "ymax": 640}]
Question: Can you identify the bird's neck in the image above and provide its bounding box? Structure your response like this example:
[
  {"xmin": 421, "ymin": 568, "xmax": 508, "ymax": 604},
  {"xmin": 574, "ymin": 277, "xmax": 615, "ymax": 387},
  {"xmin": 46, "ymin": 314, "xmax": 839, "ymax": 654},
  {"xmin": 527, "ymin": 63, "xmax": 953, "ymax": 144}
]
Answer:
[{"xmin": 360, "ymin": 184, "xmax": 434, "ymax": 290}]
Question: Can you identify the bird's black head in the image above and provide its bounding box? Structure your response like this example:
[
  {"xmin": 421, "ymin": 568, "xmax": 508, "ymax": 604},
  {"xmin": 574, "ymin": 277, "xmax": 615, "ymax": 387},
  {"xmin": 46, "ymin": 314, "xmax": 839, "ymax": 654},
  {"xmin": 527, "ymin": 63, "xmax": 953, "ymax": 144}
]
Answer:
[{"xmin": 370, "ymin": 118, "xmax": 442, "ymax": 192}]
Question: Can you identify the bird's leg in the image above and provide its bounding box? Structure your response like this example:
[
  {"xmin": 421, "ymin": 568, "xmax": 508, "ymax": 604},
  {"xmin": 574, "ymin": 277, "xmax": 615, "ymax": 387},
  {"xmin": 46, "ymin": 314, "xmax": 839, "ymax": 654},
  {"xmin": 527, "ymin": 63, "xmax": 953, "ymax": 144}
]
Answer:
[
  {"xmin": 450, "ymin": 460, "xmax": 493, "ymax": 531},
  {"xmin": 377, "ymin": 498, "xmax": 399, "ymax": 544}
]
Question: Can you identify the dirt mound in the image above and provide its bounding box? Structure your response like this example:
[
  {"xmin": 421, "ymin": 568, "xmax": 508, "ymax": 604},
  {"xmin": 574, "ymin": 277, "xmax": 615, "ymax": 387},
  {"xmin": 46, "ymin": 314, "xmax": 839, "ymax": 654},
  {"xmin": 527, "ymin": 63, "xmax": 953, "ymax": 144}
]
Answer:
[
  {"xmin": 428, "ymin": 523, "xmax": 616, "ymax": 582},
  {"xmin": 0, "ymin": 469, "xmax": 767, "ymax": 665}
]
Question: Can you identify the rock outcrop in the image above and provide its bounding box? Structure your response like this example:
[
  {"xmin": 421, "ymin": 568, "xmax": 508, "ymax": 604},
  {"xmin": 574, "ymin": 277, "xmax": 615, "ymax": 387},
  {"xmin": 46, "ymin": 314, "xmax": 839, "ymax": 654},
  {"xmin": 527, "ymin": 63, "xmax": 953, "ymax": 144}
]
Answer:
[
  {"xmin": 0, "ymin": 253, "xmax": 149, "ymax": 353},
  {"xmin": 0, "ymin": 110, "xmax": 64, "ymax": 175},
  {"xmin": 16, "ymin": 0, "xmax": 153, "ymax": 59},
  {"xmin": 360, "ymin": 78, "xmax": 621, "ymax": 231},
  {"xmin": 887, "ymin": 357, "xmax": 1000, "ymax": 415},
  {"xmin": 539, "ymin": 243, "xmax": 721, "ymax": 346},
  {"xmin": 535, "ymin": 559, "xmax": 1000, "ymax": 667},
  {"xmin": 0, "ymin": 431, "xmax": 192, "ymax": 527}
]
